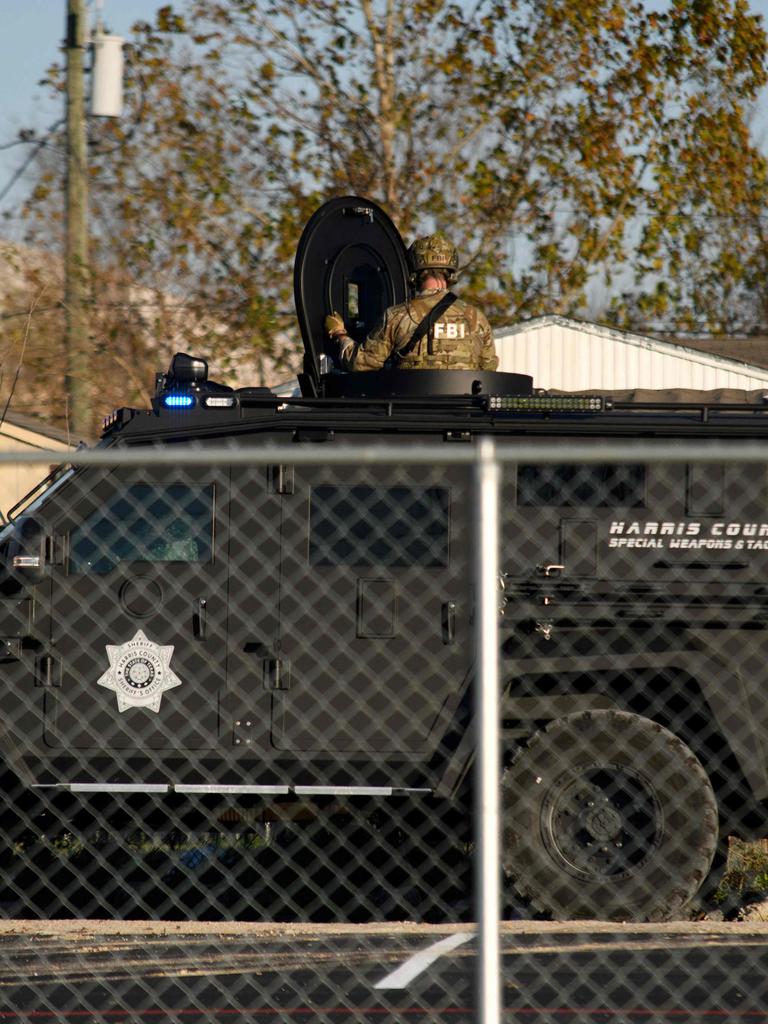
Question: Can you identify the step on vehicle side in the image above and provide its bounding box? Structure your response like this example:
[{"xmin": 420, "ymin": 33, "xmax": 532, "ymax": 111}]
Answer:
[{"xmin": 2, "ymin": 196, "xmax": 768, "ymax": 922}]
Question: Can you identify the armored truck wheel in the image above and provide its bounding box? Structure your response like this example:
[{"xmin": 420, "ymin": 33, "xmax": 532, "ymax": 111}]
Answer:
[{"xmin": 501, "ymin": 710, "xmax": 719, "ymax": 921}]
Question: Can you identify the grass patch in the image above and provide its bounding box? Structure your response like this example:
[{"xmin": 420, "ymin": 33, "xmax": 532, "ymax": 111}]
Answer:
[
  {"xmin": 17, "ymin": 827, "xmax": 273, "ymax": 859},
  {"xmin": 716, "ymin": 838, "xmax": 768, "ymax": 905}
]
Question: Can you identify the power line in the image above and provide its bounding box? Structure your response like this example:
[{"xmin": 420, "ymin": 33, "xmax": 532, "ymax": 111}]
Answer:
[
  {"xmin": 0, "ymin": 287, "xmax": 47, "ymax": 434},
  {"xmin": 0, "ymin": 119, "xmax": 64, "ymax": 207},
  {"xmin": 0, "ymin": 131, "xmax": 42, "ymax": 152},
  {"xmin": 0, "ymin": 301, "xmax": 296, "ymax": 320}
]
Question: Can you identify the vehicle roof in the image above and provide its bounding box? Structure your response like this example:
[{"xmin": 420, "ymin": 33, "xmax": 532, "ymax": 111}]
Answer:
[{"xmin": 101, "ymin": 382, "xmax": 768, "ymax": 445}]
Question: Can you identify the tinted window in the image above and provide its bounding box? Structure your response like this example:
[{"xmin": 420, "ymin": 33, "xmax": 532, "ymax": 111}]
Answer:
[
  {"xmin": 69, "ymin": 484, "xmax": 213, "ymax": 575},
  {"xmin": 517, "ymin": 464, "xmax": 645, "ymax": 507},
  {"xmin": 310, "ymin": 485, "xmax": 449, "ymax": 566}
]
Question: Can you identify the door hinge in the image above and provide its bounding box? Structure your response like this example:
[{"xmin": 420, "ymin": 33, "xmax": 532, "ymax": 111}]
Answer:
[
  {"xmin": 263, "ymin": 658, "xmax": 290, "ymax": 690},
  {"xmin": 293, "ymin": 428, "xmax": 334, "ymax": 443},
  {"xmin": 45, "ymin": 534, "xmax": 65, "ymax": 566},
  {"xmin": 270, "ymin": 465, "xmax": 294, "ymax": 495},
  {"xmin": 36, "ymin": 654, "xmax": 61, "ymax": 687}
]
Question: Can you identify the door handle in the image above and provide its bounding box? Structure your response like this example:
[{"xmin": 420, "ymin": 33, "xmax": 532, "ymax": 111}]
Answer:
[
  {"xmin": 442, "ymin": 601, "xmax": 456, "ymax": 644},
  {"xmin": 537, "ymin": 563, "xmax": 564, "ymax": 577},
  {"xmin": 194, "ymin": 598, "xmax": 207, "ymax": 640}
]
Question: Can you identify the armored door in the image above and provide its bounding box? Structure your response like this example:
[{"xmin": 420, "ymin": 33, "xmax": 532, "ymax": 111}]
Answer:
[
  {"xmin": 293, "ymin": 194, "xmax": 409, "ymax": 388},
  {"xmin": 44, "ymin": 466, "xmax": 230, "ymax": 759},
  {"xmin": 270, "ymin": 458, "xmax": 473, "ymax": 756}
]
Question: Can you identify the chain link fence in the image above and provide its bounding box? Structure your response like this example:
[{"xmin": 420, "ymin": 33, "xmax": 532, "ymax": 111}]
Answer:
[{"xmin": 1, "ymin": 438, "xmax": 768, "ymax": 1020}]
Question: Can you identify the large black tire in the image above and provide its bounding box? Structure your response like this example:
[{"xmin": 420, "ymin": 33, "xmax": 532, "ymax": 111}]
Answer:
[{"xmin": 501, "ymin": 710, "xmax": 719, "ymax": 921}]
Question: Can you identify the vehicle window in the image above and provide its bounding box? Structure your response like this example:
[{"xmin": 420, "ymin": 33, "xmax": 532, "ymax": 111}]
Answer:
[
  {"xmin": 309, "ymin": 485, "xmax": 450, "ymax": 567},
  {"xmin": 69, "ymin": 484, "xmax": 213, "ymax": 575},
  {"xmin": 517, "ymin": 464, "xmax": 646, "ymax": 507}
]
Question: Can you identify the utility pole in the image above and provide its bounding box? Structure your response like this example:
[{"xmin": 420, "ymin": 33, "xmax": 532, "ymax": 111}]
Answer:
[{"xmin": 64, "ymin": 0, "xmax": 91, "ymax": 437}]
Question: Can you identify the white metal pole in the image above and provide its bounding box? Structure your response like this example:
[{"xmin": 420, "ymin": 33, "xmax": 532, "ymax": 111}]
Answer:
[{"xmin": 474, "ymin": 436, "xmax": 501, "ymax": 1024}]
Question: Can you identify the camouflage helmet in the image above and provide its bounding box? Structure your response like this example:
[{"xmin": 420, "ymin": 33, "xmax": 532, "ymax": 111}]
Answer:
[{"xmin": 407, "ymin": 233, "xmax": 459, "ymax": 279}]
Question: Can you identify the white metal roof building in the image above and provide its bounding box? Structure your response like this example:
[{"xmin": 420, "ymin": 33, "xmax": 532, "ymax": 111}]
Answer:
[{"xmin": 494, "ymin": 315, "xmax": 768, "ymax": 392}]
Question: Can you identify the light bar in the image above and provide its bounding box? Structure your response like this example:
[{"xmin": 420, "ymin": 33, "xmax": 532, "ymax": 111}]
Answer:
[
  {"xmin": 162, "ymin": 393, "xmax": 195, "ymax": 409},
  {"xmin": 203, "ymin": 395, "xmax": 236, "ymax": 408},
  {"xmin": 489, "ymin": 395, "xmax": 603, "ymax": 412}
]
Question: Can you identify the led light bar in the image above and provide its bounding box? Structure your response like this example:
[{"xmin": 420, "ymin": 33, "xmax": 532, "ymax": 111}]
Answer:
[
  {"xmin": 162, "ymin": 393, "xmax": 195, "ymax": 409},
  {"xmin": 489, "ymin": 395, "xmax": 603, "ymax": 412},
  {"xmin": 203, "ymin": 395, "xmax": 236, "ymax": 408}
]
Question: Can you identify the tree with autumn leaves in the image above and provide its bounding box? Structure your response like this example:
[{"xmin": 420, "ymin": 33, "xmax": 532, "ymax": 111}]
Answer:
[{"xmin": 9, "ymin": 0, "xmax": 768, "ymax": 427}]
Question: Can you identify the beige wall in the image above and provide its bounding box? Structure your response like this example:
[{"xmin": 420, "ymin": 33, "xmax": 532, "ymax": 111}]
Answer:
[{"xmin": 0, "ymin": 422, "xmax": 73, "ymax": 518}]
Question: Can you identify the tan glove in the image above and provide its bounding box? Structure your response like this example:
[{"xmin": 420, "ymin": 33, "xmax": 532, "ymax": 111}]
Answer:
[{"xmin": 325, "ymin": 311, "xmax": 347, "ymax": 338}]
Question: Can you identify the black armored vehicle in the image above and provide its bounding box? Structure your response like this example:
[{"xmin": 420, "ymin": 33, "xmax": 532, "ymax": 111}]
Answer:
[{"xmin": 2, "ymin": 196, "xmax": 768, "ymax": 922}]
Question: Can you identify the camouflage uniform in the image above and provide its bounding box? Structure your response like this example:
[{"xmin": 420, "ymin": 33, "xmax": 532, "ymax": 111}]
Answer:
[{"xmin": 340, "ymin": 288, "xmax": 498, "ymax": 372}]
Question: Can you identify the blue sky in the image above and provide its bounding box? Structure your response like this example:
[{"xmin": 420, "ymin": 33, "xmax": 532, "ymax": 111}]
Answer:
[{"xmin": 0, "ymin": 0, "xmax": 163, "ymax": 215}]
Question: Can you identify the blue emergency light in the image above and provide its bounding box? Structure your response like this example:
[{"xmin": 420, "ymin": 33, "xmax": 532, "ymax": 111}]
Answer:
[{"xmin": 162, "ymin": 393, "xmax": 195, "ymax": 409}]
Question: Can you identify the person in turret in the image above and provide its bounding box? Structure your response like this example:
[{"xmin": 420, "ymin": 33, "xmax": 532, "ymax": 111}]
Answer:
[{"xmin": 324, "ymin": 233, "xmax": 498, "ymax": 372}]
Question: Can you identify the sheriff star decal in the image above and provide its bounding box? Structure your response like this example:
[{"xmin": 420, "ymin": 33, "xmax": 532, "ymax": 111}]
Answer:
[{"xmin": 97, "ymin": 629, "xmax": 182, "ymax": 713}]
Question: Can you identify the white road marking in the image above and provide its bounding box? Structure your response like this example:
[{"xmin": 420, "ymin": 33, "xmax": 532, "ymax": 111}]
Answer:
[{"xmin": 374, "ymin": 931, "xmax": 474, "ymax": 990}]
